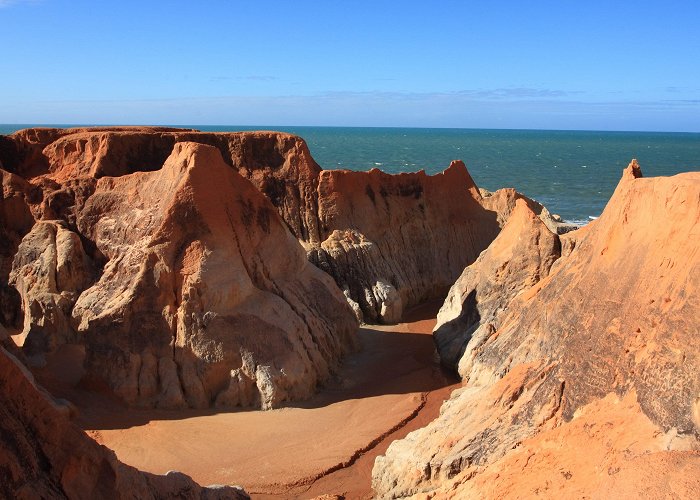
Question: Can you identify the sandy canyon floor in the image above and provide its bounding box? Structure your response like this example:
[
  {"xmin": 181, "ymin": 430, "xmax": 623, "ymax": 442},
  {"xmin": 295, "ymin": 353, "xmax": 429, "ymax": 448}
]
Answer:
[{"xmin": 31, "ymin": 302, "xmax": 457, "ymax": 499}]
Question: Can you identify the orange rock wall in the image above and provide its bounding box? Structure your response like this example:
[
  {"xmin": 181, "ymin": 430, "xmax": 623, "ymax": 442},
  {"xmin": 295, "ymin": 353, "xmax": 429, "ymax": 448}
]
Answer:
[{"xmin": 373, "ymin": 162, "xmax": 700, "ymax": 497}]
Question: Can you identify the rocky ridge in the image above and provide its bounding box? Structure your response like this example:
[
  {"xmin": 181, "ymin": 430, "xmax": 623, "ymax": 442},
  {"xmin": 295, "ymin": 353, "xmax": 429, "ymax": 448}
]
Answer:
[
  {"xmin": 1, "ymin": 127, "xmax": 504, "ymax": 324},
  {"xmin": 372, "ymin": 161, "xmax": 700, "ymax": 497}
]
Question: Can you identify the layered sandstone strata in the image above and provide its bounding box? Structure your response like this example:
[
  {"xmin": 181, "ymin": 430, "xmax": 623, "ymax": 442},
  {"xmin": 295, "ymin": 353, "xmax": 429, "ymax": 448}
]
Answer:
[{"xmin": 372, "ymin": 161, "xmax": 700, "ymax": 497}]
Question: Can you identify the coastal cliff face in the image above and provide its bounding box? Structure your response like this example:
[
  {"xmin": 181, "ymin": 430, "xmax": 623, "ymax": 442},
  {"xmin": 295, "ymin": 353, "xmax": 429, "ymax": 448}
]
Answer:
[
  {"xmin": 310, "ymin": 162, "xmax": 499, "ymax": 323},
  {"xmin": 1, "ymin": 130, "xmax": 359, "ymax": 410},
  {"xmin": 0, "ymin": 325, "xmax": 248, "ymax": 499},
  {"xmin": 2, "ymin": 127, "xmax": 698, "ymax": 498},
  {"xmin": 372, "ymin": 161, "xmax": 700, "ymax": 498},
  {"xmin": 2, "ymin": 127, "xmax": 501, "ymax": 324}
]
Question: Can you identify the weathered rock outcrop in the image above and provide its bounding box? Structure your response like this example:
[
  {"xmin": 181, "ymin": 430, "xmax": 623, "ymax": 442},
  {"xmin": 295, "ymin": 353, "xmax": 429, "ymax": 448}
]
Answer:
[
  {"xmin": 65, "ymin": 142, "xmax": 357, "ymax": 409},
  {"xmin": 480, "ymin": 186, "xmax": 580, "ymax": 234},
  {"xmin": 9, "ymin": 221, "xmax": 93, "ymax": 363},
  {"xmin": 2, "ymin": 129, "xmax": 361, "ymax": 409},
  {"xmin": 433, "ymin": 198, "xmax": 561, "ymax": 373},
  {"xmin": 2, "ymin": 127, "xmax": 503, "ymax": 325},
  {"xmin": 0, "ymin": 328, "xmax": 247, "ymax": 499},
  {"xmin": 310, "ymin": 162, "xmax": 500, "ymax": 322},
  {"xmin": 372, "ymin": 161, "xmax": 700, "ymax": 497}
]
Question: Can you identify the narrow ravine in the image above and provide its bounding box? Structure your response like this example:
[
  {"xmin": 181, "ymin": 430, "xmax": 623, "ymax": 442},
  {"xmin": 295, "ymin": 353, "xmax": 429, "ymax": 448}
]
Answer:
[{"xmin": 33, "ymin": 301, "xmax": 459, "ymax": 499}]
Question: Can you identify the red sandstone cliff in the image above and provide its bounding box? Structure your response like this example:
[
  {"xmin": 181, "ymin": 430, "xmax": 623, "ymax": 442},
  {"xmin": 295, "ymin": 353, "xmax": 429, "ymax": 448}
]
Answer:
[
  {"xmin": 310, "ymin": 162, "xmax": 499, "ymax": 323},
  {"xmin": 1, "ymin": 128, "xmax": 502, "ymax": 324},
  {"xmin": 372, "ymin": 161, "xmax": 700, "ymax": 497},
  {"xmin": 3, "ymin": 134, "xmax": 359, "ymax": 410}
]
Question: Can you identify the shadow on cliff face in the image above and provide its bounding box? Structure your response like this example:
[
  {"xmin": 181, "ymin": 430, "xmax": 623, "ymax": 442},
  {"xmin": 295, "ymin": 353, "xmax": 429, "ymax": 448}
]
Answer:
[
  {"xmin": 33, "ymin": 301, "xmax": 457, "ymax": 431},
  {"xmin": 294, "ymin": 327, "xmax": 457, "ymax": 408},
  {"xmin": 290, "ymin": 299, "xmax": 458, "ymax": 409},
  {"xmin": 0, "ymin": 135, "xmax": 19, "ymax": 173},
  {"xmin": 432, "ymin": 289, "xmax": 481, "ymax": 371}
]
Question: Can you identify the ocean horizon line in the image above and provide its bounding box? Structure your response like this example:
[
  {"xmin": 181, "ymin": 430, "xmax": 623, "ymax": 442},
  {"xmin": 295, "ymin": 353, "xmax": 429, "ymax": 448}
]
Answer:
[
  {"xmin": 2, "ymin": 123, "xmax": 700, "ymax": 136},
  {"xmin": 2, "ymin": 124, "xmax": 697, "ymax": 223}
]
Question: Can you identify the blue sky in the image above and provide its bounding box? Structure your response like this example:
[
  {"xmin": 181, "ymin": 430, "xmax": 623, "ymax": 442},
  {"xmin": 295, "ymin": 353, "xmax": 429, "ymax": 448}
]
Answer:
[{"xmin": 1, "ymin": 0, "xmax": 699, "ymax": 131}]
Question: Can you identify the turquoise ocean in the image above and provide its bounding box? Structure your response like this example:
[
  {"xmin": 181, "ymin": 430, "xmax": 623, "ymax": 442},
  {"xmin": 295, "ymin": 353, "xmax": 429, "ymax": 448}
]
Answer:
[{"xmin": 2, "ymin": 125, "xmax": 699, "ymax": 223}]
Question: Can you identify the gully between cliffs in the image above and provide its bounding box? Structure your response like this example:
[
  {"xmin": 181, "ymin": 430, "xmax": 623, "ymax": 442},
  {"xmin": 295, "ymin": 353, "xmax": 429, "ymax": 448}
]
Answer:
[
  {"xmin": 2, "ymin": 127, "xmax": 599, "ymax": 498},
  {"xmin": 32, "ymin": 301, "xmax": 458, "ymax": 499}
]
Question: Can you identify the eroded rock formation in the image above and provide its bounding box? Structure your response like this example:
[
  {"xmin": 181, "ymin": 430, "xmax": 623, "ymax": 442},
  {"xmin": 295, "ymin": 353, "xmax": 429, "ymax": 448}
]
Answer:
[
  {"xmin": 9, "ymin": 220, "xmax": 93, "ymax": 363},
  {"xmin": 372, "ymin": 161, "xmax": 700, "ymax": 498},
  {"xmin": 0, "ymin": 326, "xmax": 247, "ymax": 499},
  {"xmin": 2, "ymin": 126, "xmax": 697, "ymax": 497},
  {"xmin": 433, "ymin": 198, "xmax": 561, "ymax": 373},
  {"xmin": 2, "ymin": 130, "xmax": 359, "ymax": 410},
  {"xmin": 1, "ymin": 128, "xmax": 503, "ymax": 324},
  {"xmin": 309, "ymin": 162, "xmax": 500, "ymax": 323},
  {"xmin": 479, "ymin": 186, "xmax": 580, "ymax": 235},
  {"xmin": 71, "ymin": 142, "xmax": 357, "ymax": 409}
]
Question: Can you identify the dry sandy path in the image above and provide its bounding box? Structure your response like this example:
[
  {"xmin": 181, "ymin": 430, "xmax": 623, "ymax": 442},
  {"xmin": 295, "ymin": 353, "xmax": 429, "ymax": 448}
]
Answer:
[{"xmin": 36, "ymin": 302, "xmax": 458, "ymax": 498}]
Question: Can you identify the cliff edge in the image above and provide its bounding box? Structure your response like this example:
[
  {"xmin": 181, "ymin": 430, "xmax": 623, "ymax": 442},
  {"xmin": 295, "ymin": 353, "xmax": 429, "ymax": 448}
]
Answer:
[{"xmin": 372, "ymin": 161, "xmax": 700, "ymax": 498}]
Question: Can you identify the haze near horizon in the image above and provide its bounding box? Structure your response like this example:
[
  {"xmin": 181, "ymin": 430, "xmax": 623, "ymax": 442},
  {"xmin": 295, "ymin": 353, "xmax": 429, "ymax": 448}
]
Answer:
[{"xmin": 1, "ymin": 0, "xmax": 699, "ymax": 132}]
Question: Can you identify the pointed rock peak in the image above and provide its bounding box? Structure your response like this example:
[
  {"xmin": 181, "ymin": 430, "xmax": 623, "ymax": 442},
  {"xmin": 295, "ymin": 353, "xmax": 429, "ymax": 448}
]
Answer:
[
  {"xmin": 446, "ymin": 159, "xmax": 467, "ymax": 172},
  {"xmin": 511, "ymin": 197, "xmax": 539, "ymax": 222},
  {"xmin": 443, "ymin": 160, "xmax": 480, "ymax": 195},
  {"xmin": 495, "ymin": 198, "xmax": 547, "ymax": 245},
  {"xmin": 622, "ymin": 159, "xmax": 643, "ymax": 181},
  {"xmin": 443, "ymin": 160, "xmax": 470, "ymax": 180}
]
